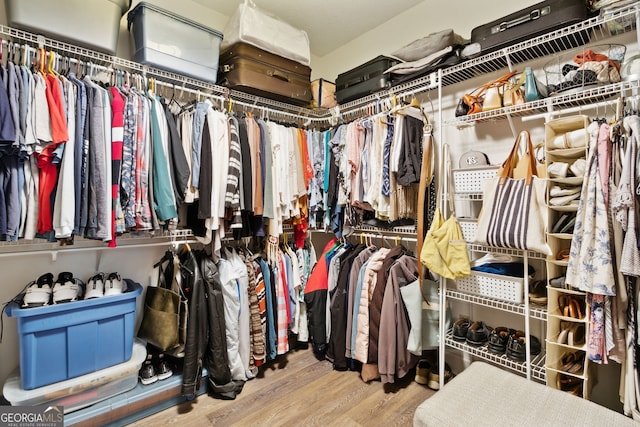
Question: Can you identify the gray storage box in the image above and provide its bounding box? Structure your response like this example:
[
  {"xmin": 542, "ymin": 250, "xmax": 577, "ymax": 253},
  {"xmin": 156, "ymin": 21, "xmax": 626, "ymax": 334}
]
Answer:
[
  {"xmin": 127, "ymin": 2, "xmax": 223, "ymax": 83},
  {"xmin": 5, "ymin": 0, "xmax": 129, "ymax": 54}
]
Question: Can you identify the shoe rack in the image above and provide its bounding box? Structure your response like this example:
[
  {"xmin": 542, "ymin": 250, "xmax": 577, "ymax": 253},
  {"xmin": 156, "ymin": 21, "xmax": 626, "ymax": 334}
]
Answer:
[
  {"xmin": 437, "ymin": 4, "xmax": 640, "ymax": 391},
  {"xmin": 544, "ymin": 115, "xmax": 591, "ymax": 399}
]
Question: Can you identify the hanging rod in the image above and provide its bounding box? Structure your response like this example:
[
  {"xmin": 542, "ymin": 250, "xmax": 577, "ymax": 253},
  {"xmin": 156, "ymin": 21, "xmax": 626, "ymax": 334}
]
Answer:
[
  {"xmin": 521, "ymin": 98, "xmax": 621, "ymax": 122},
  {"xmin": 0, "ymin": 24, "xmax": 329, "ymax": 121},
  {"xmin": 356, "ymin": 232, "xmax": 417, "ymax": 244},
  {"xmin": 335, "ymin": 73, "xmax": 439, "ymax": 120},
  {"xmin": 228, "ymin": 98, "xmax": 326, "ymax": 123}
]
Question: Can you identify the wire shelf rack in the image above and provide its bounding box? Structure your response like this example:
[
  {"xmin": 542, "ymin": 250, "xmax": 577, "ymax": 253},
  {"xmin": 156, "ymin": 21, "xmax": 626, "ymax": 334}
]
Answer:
[
  {"xmin": 466, "ymin": 243, "xmax": 549, "ymax": 260},
  {"xmin": 0, "ymin": 229, "xmax": 196, "ymax": 256},
  {"xmin": 446, "ymin": 289, "xmax": 548, "ymax": 320},
  {"xmin": 446, "ymin": 79, "xmax": 639, "ymax": 126},
  {"xmin": 445, "ymin": 331, "xmax": 547, "ymax": 383},
  {"xmin": 0, "ymin": 4, "xmax": 637, "ymax": 122},
  {"xmin": 440, "ymin": 4, "xmax": 639, "ymax": 87}
]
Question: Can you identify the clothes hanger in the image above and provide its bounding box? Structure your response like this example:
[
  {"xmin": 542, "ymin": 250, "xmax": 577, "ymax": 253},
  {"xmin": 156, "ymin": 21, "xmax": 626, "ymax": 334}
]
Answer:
[{"xmin": 46, "ymin": 50, "xmax": 58, "ymax": 77}]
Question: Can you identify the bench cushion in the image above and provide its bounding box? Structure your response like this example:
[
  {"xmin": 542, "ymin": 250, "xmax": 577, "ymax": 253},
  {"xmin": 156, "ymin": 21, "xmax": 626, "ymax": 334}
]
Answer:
[{"xmin": 414, "ymin": 361, "xmax": 637, "ymax": 427}]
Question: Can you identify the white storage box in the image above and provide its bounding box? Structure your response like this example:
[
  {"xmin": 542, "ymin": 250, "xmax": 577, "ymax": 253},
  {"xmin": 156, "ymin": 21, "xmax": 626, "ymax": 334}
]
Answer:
[
  {"xmin": 221, "ymin": 0, "xmax": 311, "ymax": 66},
  {"xmin": 452, "ymin": 166, "xmax": 499, "ymax": 194},
  {"xmin": 3, "ymin": 340, "xmax": 146, "ymax": 414},
  {"xmin": 5, "ymin": 0, "xmax": 129, "ymax": 54},
  {"xmin": 127, "ymin": 2, "xmax": 223, "ymax": 83},
  {"xmin": 454, "ymin": 271, "xmax": 524, "ymax": 303}
]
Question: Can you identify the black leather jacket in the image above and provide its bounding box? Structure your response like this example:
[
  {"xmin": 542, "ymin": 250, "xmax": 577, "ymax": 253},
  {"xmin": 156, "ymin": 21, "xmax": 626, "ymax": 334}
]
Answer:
[{"xmin": 181, "ymin": 250, "xmax": 237, "ymax": 398}]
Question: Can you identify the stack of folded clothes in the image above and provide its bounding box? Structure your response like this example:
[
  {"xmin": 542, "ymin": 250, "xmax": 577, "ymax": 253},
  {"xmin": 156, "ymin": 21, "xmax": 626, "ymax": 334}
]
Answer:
[{"xmin": 470, "ymin": 253, "xmax": 535, "ymax": 278}]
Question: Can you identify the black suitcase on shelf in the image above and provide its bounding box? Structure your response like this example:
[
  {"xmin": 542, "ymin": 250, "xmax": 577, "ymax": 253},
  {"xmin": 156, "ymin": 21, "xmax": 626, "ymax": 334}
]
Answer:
[
  {"xmin": 335, "ymin": 56, "xmax": 400, "ymax": 104},
  {"xmin": 470, "ymin": 0, "xmax": 590, "ymax": 55}
]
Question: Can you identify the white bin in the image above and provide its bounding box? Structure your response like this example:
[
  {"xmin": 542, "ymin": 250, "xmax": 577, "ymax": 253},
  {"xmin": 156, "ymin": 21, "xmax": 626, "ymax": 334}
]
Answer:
[{"xmin": 5, "ymin": 0, "xmax": 129, "ymax": 54}]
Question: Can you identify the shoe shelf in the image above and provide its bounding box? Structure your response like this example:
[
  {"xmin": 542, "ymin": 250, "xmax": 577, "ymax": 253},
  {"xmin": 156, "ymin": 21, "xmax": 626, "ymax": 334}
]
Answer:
[
  {"xmin": 446, "ymin": 289, "xmax": 547, "ymax": 321},
  {"xmin": 444, "ymin": 331, "xmax": 546, "ymax": 383},
  {"xmin": 440, "ymin": 3, "xmax": 638, "ymax": 88}
]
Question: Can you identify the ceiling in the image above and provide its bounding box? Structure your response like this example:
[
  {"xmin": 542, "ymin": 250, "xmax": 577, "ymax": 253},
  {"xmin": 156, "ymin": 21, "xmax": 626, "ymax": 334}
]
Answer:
[{"xmin": 192, "ymin": 0, "xmax": 424, "ymax": 57}]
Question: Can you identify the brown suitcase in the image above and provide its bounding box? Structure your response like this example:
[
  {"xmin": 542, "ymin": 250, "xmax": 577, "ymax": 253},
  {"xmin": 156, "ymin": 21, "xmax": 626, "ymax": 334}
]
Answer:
[{"xmin": 219, "ymin": 42, "xmax": 312, "ymax": 107}]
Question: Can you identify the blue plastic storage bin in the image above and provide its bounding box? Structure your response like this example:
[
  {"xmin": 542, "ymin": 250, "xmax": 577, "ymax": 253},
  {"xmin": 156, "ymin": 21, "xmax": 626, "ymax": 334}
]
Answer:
[{"xmin": 4, "ymin": 282, "xmax": 142, "ymax": 390}]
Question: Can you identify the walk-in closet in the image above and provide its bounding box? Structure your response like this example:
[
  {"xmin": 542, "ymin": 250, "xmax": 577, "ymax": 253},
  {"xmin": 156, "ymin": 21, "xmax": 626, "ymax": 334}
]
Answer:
[{"xmin": 0, "ymin": 1, "xmax": 640, "ymax": 426}]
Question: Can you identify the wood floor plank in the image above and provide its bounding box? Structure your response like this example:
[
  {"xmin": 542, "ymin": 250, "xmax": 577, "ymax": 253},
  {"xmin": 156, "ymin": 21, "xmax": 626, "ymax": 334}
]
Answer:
[{"xmin": 127, "ymin": 347, "xmax": 435, "ymax": 426}]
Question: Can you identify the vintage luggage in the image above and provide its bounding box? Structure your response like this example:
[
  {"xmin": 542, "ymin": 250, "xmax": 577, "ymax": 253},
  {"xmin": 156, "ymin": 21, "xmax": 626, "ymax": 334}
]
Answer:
[
  {"xmin": 335, "ymin": 56, "xmax": 400, "ymax": 104},
  {"xmin": 218, "ymin": 42, "xmax": 312, "ymax": 107},
  {"xmin": 470, "ymin": 0, "xmax": 590, "ymax": 55}
]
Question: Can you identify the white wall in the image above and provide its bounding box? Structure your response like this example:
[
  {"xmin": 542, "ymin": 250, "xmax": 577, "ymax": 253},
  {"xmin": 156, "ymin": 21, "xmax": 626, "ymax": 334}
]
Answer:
[{"xmin": 311, "ymin": 0, "xmax": 542, "ymax": 81}]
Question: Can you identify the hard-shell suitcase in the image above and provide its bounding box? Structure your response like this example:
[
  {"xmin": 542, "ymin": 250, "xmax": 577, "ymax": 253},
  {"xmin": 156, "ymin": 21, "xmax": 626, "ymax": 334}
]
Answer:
[
  {"xmin": 218, "ymin": 42, "xmax": 312, "ymax": 107},
  {"xmin": 470, "ymin": 0, "xmax": 590, "ymax": 55},
  {"xmin": 335, "ymin": 56, "xmax": 400, "ymax": 104}
]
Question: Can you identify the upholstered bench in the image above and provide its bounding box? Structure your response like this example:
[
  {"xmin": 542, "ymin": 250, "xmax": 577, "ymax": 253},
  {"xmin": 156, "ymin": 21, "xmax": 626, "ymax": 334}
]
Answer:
[{"xmin": 414, "ymin": 361, "xmax": 637, "ymax": 427}]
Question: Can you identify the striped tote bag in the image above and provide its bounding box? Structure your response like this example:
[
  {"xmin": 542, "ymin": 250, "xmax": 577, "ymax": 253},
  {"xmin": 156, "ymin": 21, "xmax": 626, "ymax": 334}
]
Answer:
[{"xmin": 475, "ymin": 131, "xmax": 552, "ymax": 256}]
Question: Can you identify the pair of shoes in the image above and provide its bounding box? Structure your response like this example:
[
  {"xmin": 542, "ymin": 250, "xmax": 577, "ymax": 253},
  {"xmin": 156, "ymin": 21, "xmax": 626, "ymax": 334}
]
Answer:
[
  {"xmin": 487, "ymin": 326, "xmax": 515, "ymax": 354},
  {"xmin": 549, "ymin": 192, "xmax": 581, "ymax": 207},
  {"xmin": 22, "ymin": 272, "xmax": 85, "ymax": 307},
  {"xmin": 560, "ymin": 351, "xmax": 585, "ymax": 374},
  {"xmin": 556, "ymin": 373, "xmax": 583, "ymax": 396},
  {"xmin": 549, "ymin": 129, "xmax": 588, "ymax": 150},
  {"xmin": 452, "ymin": 318, "xmax": 471, "ymax": 342},
  {"xmin": 556, "ymin": 249, "xmax": 571, "ymax": 261},
  {"xmin": 505, "ymin": 331, "xmax": 541, "ymax": 362},
  {"xmin": 427, "ymin": 363, "xmax": 453, "ymax": 390},
  {"xmin": 415, "ymin": 359, "xmax": 431, "ymax": 385},
  {"xmin": 559, "ymin": 295, "xmax": 584, "ymax": 319},
  {"xmin": 529, "ymin": 280, "xmax": 548, "ymax": 305},
  {"xmin": 549, "ymin": 185, "xmax": 581, "ymax": 198},
  {"xmin": 85, "ymin": 272, "xmax": 125, "ymax": 299},
  {"xmin": 557, "ymin": 322, "xmax": 585, "ymax": 347},
  {"xmin": 52, "ymin": 272, "xmax": 85, "ymax": 304},
  {"xmin": 546, "ymin": 158, "xmax": 586, "ymax": 178},
  {"xmin": 22, "ymin": 273, "xmax": 54, "ymax": 307},
  {"xmin": 552, "ymin": 213, "xmax": 577, "ymax": 234},
  {"xmin": 549, "ymin": 275, "xmax": 566, "ymax": 289},
  {"xmin": 138, "ymin": 352, "xmax": 173, "ymax": 386},
  {"xmin": 466, "ymin": 321, "xmax": 491, "ymax": 346}
]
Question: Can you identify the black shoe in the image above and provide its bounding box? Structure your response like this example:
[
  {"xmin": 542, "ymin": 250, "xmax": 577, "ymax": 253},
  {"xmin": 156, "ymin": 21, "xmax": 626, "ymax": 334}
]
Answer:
[
  {"xmin": 487, "ymin": 327, "xmax": 514, "ymax": 354},
  {"xmin": 155, "ymin": 354, "xmax": 173, "ymax": 381},
  {"xmin": 466, "ymin": 321, "xmax": 490, "ymax": 346},
  {"xmin": 506, "ymin": 331, "xmax": 541, "ymax": 362},
  {"xmin": 452, "ymin": 318, "xmax": 471, "ymax": 342},
  {"xmin": 139, "ymin": 356, "xmax": 158, "ymax": 385}
]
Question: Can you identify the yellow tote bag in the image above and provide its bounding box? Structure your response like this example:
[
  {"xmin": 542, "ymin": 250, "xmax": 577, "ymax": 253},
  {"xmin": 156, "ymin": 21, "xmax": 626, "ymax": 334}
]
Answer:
[{"xmin": 420, "ymin": 145, "xmax": 471, "ymax": 279}]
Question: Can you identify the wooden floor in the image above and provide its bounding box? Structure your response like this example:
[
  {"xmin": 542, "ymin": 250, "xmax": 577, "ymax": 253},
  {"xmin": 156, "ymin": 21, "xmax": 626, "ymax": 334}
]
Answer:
[{"xmin": 129, "ymin": 346, "xmax": 436, "ymax": 427}]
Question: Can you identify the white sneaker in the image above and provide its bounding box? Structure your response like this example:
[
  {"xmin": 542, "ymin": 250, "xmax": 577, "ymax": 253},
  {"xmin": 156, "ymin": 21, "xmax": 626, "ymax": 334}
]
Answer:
[
  {"xmin": 85, "ymin": 273, "xmax": 105, "ymax": 299},
  {"xmin": 104, "ymin": 272, "xmax": 124, "ymax": 297},
  {"xmin": 52, "ymin": 272, "xmax": 84, "ymax": 304},
  {"xmin": 22, "ymin": 273, "xmax": 54, "ymax": 307}
]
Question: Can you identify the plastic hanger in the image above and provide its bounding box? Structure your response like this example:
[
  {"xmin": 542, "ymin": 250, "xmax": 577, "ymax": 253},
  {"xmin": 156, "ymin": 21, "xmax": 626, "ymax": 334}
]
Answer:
[{"xmin": 47, "ymin": 50, "xmax": 58, "ymax": 77}]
